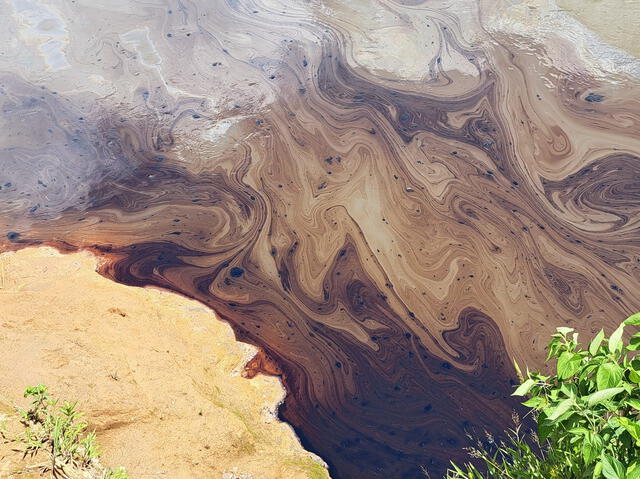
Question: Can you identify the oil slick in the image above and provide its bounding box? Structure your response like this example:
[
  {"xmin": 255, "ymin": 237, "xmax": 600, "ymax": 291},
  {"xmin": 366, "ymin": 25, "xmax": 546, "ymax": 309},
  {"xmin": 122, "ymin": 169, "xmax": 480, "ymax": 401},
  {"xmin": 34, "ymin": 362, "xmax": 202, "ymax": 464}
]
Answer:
[
  {"xmin": 11, "ymin": 0, "xmax": 70, "ymax": 71},
  {"xmin": 120, "ymin": 28, "xmax": 163, "ymax": 67},
  {"xmin": 0, "ymin": 1, "xmax": 639, "ymax": 478}
]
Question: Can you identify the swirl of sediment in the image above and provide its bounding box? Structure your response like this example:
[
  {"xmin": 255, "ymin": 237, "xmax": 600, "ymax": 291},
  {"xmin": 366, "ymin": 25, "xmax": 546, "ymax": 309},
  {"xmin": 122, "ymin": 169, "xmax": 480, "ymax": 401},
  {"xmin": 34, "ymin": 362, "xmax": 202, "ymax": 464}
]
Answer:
[{"xmin": 1, "ymin": 0, "xmax": 640, "ymax": 478}]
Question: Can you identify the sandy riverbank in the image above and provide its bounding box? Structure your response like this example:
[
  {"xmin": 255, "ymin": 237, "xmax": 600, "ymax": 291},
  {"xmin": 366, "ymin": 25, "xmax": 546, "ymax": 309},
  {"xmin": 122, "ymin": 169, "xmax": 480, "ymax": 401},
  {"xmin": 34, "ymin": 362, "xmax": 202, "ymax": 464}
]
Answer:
[{"xmin": 0, "ymin": 247, "xmax": 329, "ymax": 479}]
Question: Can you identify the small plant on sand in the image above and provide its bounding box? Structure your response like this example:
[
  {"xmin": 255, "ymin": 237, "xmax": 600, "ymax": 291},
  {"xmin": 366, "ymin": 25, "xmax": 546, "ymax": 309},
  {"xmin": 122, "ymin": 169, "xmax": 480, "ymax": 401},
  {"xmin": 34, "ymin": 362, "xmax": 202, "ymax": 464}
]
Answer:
[
  {"xmin": 5, "ymin": 384, "xmax": 129, "ymax": 479},
  {"xmin": 447, "ymin": 313, "xmax": 640, "ymax": 479}
]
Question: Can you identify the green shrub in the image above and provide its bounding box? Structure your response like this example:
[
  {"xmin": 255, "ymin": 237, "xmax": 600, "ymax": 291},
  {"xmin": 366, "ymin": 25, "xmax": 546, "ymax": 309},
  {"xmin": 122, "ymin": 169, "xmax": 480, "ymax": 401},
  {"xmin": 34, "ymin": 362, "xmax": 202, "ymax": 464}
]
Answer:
[
  {"xmin": 447, "ymin": 313, "xmax": 640, "ymax": 479},
  {"xmin": 10, "ymin": 384, "xmax": 130, "ymax": 479}
]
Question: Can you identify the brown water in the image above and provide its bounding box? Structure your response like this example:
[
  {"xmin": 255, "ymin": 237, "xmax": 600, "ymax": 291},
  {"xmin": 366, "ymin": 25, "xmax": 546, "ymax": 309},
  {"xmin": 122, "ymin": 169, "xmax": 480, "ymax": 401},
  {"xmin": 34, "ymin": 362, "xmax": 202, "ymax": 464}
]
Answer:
[{"xmin": 1, "ymin": 0, "xmax": 640, "ymax": 477}]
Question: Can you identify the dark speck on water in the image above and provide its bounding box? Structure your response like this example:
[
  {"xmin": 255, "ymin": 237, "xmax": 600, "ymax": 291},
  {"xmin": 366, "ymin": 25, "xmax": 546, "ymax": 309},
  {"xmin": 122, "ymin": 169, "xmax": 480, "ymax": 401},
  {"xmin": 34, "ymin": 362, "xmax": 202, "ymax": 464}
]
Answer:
[
  {"xmin": 6, "ymin": 232, "xmax": 20, "ymax": 241},
  {"xmin": 585, "ymin": 92, "xmax": 604, "ymax": 102},
  {"xmin": 230, "ymin": 266, "xmax": 245, "ymax": 278}
]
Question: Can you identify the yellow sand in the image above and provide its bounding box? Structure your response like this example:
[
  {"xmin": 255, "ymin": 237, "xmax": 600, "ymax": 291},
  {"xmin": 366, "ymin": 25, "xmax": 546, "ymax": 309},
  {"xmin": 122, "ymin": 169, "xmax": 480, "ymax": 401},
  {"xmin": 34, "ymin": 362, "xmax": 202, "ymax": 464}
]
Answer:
[
  {"xmin": 557, "ymin": 0, "xmax": 640, "ymax": 58},
  {"xmin": 0, "ymin": 247, "xmax": 329, "ymax": 479}
]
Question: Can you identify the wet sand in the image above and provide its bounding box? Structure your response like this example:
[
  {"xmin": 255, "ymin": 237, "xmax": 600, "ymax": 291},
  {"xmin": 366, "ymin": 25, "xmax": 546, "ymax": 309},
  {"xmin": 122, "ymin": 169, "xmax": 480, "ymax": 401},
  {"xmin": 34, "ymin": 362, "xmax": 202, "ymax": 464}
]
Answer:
[{"xmin": 557, "ymin": 0, "xmax": 640, "ymax": 58}]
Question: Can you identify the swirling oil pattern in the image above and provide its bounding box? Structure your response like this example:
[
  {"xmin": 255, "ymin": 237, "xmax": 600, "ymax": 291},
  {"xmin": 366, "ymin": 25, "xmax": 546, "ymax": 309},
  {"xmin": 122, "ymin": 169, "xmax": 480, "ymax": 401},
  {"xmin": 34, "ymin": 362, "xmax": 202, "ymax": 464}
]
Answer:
[{"xmin": 1, "ymin": 0, "xmax": 640, "ymax": 477}]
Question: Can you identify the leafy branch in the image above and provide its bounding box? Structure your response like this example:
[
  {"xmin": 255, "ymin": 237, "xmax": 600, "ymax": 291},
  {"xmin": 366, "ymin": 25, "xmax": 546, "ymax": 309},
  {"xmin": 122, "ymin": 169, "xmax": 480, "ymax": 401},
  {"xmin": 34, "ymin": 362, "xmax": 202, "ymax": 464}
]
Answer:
[{"xmin": 447, "ymin": 313, "xmax": 640, "ymax": 479}]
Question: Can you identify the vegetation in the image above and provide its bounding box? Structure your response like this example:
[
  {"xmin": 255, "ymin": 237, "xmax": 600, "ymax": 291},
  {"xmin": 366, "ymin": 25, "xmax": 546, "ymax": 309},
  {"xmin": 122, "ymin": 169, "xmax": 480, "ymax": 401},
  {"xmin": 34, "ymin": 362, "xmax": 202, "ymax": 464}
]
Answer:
[
  {"xmin": 1, "ymin": 384, "xmax": 129, "ymax": 479},
  {"xmin": 447, "ymin": 313, "xmax": 640, "ymax": 479}
]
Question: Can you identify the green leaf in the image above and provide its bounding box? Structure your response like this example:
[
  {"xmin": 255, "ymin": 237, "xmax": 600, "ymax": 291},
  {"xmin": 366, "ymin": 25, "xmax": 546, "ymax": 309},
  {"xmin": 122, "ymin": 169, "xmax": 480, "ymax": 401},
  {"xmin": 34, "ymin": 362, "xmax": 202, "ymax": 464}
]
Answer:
[
  {"xmin": 626, "ymin": 399, "xmax": 640, "ymax": 410},
  {"xmin": 583, "ymin": 432, "xmax": 603, "ymax": 465},
  {"xmin": 557, "ymin": 351, "xmax": 582, "ymax": 379},
  {"xmin": 618, "ymin": 417, "xmax": 640, "ymax": 442},
  {"xmin": 587, "ymin": 387, "xmax": 625, "ymax": 407},
  {"xmin": 630, "ymin": 370, "xmax": 640, "ymax": 384},
  {"xmin": 546, "ymin": 397, "xmax": 574, "ymax": 421},
  {"xmin": 597, "ymin": 363, "xmax": 623, "ymax": 390},
  {"xmin": 522, "ymin": 396, "xmax": 545, "ymax": 408},
  {"xmin": 627, "ymin": 461, "xmax": 640, "ymax": 479},
  {"xmin": 629, "ymin": 333, "xmax": 640, "ymax": 351},
  {"xmin": 556, "ymin": 326, "xmax": 575, "ymax": 336},
  {"xmin": 513, "ymin": 360, "xmax": 523, "ymax": 381},
  {"xmin": 513, "ymin": 378, "xmax": 535, "ymax": 396},
  {"xmin": 625, "ymin": 313, "xmax": 640, "ymax": 326},
  {"xmin": 590, "ymin": 329, "xmax": 605, "ymax": 355},
  {"xmin": 602, "ymin": 454, "xmax": 626, "ymax": 479},
  {"xmin": 628, "ymin": 467, "xmax": 640, "ymax": 479},
  {"xmin": 594, "ymin": 461, "xmax": 603, "ymax": 479},
  {"xmin": 609, "ymin": 323, "xmax": 625, "ymax": 354},
  {"xmin": 560, "ymin": 382, "xmax": 578, "ymax": 399},
  {"xmin": 537, "ymin": 411, "xmax": 552, "ymax": 442}
]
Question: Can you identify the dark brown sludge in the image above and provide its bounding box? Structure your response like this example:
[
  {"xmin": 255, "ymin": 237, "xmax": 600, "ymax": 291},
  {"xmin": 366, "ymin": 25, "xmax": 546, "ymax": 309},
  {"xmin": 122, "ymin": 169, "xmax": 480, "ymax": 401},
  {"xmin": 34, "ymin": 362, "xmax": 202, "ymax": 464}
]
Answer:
[{"xmin": 1, "ymin": 0, "xmax": 640, "ymax": 477}]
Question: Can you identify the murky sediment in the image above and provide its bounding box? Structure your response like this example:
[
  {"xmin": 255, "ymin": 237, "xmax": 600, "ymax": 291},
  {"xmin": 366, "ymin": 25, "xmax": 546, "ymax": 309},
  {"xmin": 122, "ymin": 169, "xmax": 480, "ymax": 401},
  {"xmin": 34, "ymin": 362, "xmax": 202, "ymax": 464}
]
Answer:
[{"xmin": 1, "ymin": 1, "xmax": 639, "ymax": 477}]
